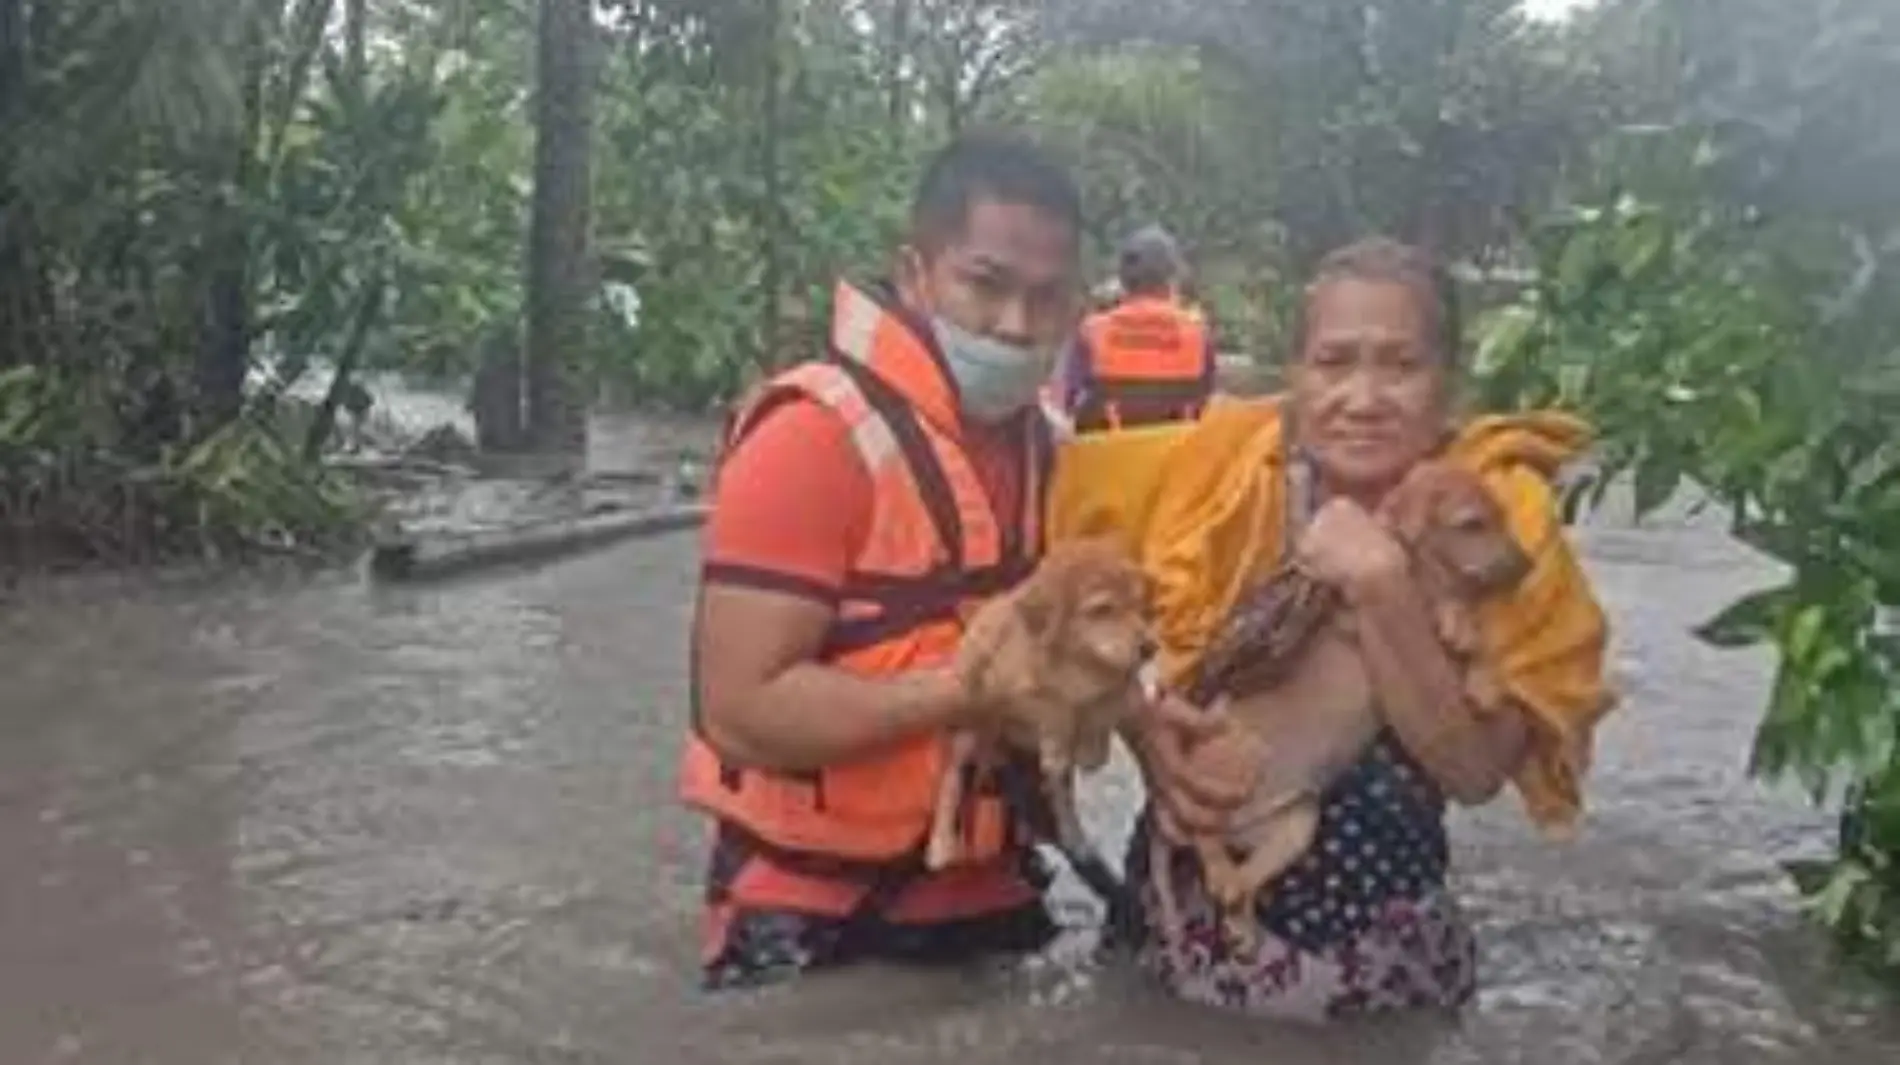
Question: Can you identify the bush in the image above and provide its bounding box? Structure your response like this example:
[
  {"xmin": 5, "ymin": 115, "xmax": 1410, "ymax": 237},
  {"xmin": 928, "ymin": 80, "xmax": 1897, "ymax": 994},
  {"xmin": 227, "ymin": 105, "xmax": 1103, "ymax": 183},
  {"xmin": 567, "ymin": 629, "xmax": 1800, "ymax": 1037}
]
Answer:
[
  {"xmin": 1, "ymin": 365, "xmax": 365, "ymax": 567},
  {"xmin": 1474, "ymin": 196, "xmax": 1900, "ymax": 974}
]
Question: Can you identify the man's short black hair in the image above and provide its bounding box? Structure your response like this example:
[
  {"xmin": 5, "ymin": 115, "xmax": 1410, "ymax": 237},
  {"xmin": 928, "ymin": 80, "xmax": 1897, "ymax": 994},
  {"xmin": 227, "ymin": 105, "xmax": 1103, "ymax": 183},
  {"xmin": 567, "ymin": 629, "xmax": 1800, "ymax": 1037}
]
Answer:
[{"xmin": 908, "ymin": 130, "xmax": 1084, "ymax": 254}]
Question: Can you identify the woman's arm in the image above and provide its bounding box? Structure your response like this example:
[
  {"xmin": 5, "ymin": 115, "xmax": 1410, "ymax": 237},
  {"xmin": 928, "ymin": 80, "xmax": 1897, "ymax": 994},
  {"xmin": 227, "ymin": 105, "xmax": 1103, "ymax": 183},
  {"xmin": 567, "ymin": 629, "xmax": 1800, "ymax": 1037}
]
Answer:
[
  {"xmin": 1297, "ymin": 497, "xmax": 1531, "ymax": 805},
  {"xmin": 1346, "ymin": 571, "xmax": 1529, "ymax": 804}
]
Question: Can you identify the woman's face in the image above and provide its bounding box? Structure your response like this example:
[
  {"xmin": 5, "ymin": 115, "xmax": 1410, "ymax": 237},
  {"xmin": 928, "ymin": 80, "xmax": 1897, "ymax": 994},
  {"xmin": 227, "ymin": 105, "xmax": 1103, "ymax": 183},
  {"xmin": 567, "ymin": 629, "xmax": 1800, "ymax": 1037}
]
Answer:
[{"xmin": 1288, "ymin": 277, "xmax": 1450, "ymax": 501}]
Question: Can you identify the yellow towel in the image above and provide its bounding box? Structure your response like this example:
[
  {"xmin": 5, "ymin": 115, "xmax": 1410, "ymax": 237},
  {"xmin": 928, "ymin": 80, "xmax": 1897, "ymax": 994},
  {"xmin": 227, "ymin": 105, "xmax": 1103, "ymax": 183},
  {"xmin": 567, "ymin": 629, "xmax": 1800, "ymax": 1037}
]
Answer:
[{"xmin": 1046, "ymin": 398, "xmax": 1614, "ymax": 835}]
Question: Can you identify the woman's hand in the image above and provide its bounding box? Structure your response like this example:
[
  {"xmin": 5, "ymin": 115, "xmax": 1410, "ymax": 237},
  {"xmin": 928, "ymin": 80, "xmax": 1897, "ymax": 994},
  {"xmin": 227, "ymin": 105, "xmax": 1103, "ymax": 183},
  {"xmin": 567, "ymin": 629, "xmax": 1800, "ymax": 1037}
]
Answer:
[
  {"xmin": 1295, "ymin": 497, "xmax": 1409, "ymax": 601},
  {"xmin": 1132, "ymin": 691, "xmax": 1266, "ymax": 842}
]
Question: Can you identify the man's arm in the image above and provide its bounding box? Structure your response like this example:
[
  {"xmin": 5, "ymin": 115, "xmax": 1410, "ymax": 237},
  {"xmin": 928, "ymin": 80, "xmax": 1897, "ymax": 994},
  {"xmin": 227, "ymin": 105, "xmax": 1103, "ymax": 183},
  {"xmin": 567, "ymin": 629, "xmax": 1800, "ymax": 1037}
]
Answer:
[
  {"xmin": 696, "ymin": 585, "xmax": 969, "ymax": 773},
  {"xmin": 691, "ymin": 397, "xmax": 974, "ymax": 774}
]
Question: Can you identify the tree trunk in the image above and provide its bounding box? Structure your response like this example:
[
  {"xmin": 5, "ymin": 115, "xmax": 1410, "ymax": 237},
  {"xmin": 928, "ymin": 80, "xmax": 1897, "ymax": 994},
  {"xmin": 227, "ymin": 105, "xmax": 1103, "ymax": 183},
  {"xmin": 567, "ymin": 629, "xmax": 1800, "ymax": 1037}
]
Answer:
[
  {"xmin": 198, "ymin": 189, "xmax": 254, "ymax": 430},
  {"xmin": 0, "ymin": 0, "xmax": 33, "ymax": 368},
  {"xmin": 0, "ymin": 0, "xmax": 18, "ymax": 96},
  {"xmin": 304, "ymin": 276, "xmax": 385, "ymax": 461},
  {"xmin": 196, "ymin": 5, "xmax": 271, "ymax": 433},
  {"xmin": 523, "ymin": 0, "xmax": 593, "ymax": 455},
  {"xmin": 885, "ymin": 0, "xmax": 911, "ymax": 137},
  {"xmin": 470, "ymin": 322, "xmax": 524, "ymax": 452},
  {"xmin": 345, "ymin": 0, "xmax": 368, "ymax": 89},
  {"xmin": 758, "ymin": 0, "xmax": 784, "ymax": 368},
  {"xmin": 197, "ymin": 256, "xmax": 250, "ymax": 428}
]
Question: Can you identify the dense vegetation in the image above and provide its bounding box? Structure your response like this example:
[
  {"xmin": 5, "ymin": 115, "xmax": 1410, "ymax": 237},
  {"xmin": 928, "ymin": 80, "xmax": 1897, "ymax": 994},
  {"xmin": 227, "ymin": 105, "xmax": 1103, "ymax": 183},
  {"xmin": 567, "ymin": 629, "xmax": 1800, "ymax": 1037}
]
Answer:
[{"xmin": 2, "ymin": 0, "xmax": 1897, "ymax": 974}]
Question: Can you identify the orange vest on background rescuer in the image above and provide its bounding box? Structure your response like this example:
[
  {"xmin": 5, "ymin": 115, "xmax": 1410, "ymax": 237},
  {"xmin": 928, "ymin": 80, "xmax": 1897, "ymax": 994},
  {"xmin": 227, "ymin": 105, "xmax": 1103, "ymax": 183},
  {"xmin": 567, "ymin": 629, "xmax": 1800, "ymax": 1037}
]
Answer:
[
  {"xmin": 1072, "ymin": 295, "xmax": 1213, "ymax": 432},
  {"xmin": 678, "ymin": 280, "xmax": 1050, "ymax": 942}
]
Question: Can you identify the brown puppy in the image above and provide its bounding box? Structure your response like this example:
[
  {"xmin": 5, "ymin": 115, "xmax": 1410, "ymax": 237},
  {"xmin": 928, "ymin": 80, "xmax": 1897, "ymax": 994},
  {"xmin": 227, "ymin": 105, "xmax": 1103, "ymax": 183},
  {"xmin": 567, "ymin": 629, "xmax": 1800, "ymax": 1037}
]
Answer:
[
  {"xmin": 1158, "ymin": 460, "xmax": 1533, "ymax": 950},
  {"xmin": 929, "ymin": 538, "xmax": 1155, "ymax": 893}
]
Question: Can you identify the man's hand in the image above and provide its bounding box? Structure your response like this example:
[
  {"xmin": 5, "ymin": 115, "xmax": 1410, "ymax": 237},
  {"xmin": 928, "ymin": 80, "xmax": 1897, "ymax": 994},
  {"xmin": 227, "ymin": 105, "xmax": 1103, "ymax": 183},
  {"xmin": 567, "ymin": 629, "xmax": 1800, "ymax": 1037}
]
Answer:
[
  {"xmin": 1295, "ymin": 497, "xmax": 1409, "ymax": 602},
  {"xmin": 950, "ymin": 590, "xmax": 1035, "ymax": 729},
  {"xmin": 1133, "ymin": 691, "xmax": 1264, "ymax": 841}
]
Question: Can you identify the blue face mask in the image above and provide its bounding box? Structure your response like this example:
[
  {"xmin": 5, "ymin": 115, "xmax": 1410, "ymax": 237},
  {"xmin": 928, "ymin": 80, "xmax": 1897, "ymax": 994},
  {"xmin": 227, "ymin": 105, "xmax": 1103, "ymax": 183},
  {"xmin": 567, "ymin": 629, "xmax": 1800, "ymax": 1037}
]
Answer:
[{"xmin": 931, "ymin": 317, "xmax": 1054, "ymax": 423}]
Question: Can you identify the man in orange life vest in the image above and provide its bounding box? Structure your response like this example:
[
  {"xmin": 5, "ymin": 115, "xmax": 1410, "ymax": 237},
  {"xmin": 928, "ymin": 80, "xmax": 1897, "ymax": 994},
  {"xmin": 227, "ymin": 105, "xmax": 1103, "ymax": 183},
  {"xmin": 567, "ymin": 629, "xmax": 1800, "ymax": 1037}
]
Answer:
[
  {"xmin": 1057, "ymin": 225, "xmax": 1216, "ymax": 433},
  {"xmin": 678, "ymin": 133, "xmax": 1154, "ymax": 990}
]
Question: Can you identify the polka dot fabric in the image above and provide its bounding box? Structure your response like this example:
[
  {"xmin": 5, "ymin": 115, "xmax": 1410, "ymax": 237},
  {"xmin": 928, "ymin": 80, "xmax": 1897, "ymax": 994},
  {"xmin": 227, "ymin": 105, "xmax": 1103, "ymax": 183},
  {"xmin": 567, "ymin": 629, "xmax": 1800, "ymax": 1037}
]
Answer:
[
  {"xmin": 1127, "ymin": 729, "xmax": 1461, "ymax": 986},
  {"xmin": 1251, "ymin": 732, "xmax": 1449, "ymax": 952}
]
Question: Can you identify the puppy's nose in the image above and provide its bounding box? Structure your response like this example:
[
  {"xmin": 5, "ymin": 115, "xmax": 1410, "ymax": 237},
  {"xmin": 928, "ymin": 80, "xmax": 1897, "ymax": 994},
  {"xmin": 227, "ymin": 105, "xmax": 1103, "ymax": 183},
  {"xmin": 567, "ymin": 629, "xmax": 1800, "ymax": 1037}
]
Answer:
[{"xmin": 1139, "ymin": 633, "xmax": 1159, "ymax": 660}]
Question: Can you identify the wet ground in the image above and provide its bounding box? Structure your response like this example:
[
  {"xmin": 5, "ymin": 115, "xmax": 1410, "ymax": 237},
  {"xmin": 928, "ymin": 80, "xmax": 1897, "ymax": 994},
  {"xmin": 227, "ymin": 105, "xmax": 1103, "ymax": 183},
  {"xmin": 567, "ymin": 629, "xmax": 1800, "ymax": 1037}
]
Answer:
[{"xmin": 5, "ymin": 469, "xmax": 1900, "ymax": 1063}]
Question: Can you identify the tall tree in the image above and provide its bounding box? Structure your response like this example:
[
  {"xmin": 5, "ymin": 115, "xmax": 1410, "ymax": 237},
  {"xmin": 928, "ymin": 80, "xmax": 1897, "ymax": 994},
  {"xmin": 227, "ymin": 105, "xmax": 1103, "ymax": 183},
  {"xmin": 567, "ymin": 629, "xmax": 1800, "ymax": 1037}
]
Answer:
[
  {"xmin": 195, "ymin": 1, "xmax": 275, "ymax": 432},
  {"xmin": 523, "ymin": 0, "xmax": 594, "ymax": 454},
  {"xmin": 0, "ymin": 0, "xmax": 31, "ymax": 369},
  {"xmin": 1048, "ymin": 0, "xmax": 1617, "ymax": 265},
  {"xmin": 914, "ymin": 0, "xmax": 1043, "ymax": 134},
  {"xmin": 759, "ymin": 0, "xmax": 786, "ymax": 366},
  {"xmin": 346, "ymin": 0, "xmax": 368, "ymax": 88},
  {"xmin": 885, "ymin": 0, "xmax": 913, "ymax": 136}
]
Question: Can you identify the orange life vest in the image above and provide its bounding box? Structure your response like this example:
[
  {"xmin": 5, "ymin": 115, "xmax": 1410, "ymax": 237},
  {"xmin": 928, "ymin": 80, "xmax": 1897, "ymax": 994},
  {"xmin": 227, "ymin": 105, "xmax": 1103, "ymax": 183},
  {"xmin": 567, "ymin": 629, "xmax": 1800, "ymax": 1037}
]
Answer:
[
  {"xmin": 678, "ymin": 280, "xmax": 1050, "ymax": 933},
  {"xmin": 1073, "ymin": 295, "xmax": 1213, "ymax": 432}
]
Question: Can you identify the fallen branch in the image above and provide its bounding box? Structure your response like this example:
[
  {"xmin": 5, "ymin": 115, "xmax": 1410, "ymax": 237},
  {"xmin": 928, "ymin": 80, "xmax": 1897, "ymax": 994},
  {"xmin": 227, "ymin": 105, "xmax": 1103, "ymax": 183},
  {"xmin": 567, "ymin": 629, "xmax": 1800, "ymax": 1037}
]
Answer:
[
  {"xmin": 326, "ymin": 454, "xmax": 476, "ymax": 480},
  {"xmin": 366, "ymin": 501, "xmax": 708, "ymax": 583}
]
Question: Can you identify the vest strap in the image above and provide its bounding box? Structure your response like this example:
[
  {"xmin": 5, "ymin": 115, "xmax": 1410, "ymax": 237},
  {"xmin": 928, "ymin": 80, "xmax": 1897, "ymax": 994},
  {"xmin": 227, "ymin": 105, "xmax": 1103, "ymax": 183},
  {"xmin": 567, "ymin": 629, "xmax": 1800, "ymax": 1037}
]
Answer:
[{"xmin": 829, "ymin": 356, "xmax": 967, "ymax": 572}]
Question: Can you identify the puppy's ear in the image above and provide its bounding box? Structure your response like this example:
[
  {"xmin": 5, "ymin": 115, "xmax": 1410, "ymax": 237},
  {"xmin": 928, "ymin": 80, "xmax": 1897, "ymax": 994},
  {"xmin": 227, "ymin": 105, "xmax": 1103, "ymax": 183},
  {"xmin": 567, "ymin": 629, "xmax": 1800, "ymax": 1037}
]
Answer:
[
  {"xmin": 1133, "ymin": 567, "xmax": 1156, "ymax": 613},
  {"xmin": 1012, "ymin": 575, "xmax": 1067, "ymax": 644},
  {"xmin": 1454, "ymin": 477, "xmax": 1508, "ymax": 529}
]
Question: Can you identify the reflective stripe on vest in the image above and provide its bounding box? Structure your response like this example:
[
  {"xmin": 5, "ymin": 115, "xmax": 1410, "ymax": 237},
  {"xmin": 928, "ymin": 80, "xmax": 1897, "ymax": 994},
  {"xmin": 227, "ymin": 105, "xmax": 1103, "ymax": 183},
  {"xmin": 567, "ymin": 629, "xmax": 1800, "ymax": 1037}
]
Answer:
[
  {"xmin": 1077, "ymin": 298, "xmax": 1211, "ymax": 431},
  {"xmin": 679, "ymin": 281, "xmax": 1048, "ymax": 912}
]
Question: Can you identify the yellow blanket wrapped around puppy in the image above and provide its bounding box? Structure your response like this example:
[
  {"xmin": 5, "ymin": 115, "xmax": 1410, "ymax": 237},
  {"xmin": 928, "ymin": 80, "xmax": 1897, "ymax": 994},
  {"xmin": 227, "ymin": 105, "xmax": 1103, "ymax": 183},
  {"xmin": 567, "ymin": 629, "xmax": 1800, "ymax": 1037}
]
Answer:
[{"xmin": 1044, "ymin": 396, "xmax": 1615, "ymax": 835}]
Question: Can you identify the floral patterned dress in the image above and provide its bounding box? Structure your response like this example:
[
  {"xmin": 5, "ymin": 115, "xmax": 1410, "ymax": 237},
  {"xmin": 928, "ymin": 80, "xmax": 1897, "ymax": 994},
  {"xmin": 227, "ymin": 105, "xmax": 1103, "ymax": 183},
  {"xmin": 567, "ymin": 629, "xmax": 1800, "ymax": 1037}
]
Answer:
[{"xmin": 1123, "ymin": 732, "xmax": 1477, "ymax": 1021}]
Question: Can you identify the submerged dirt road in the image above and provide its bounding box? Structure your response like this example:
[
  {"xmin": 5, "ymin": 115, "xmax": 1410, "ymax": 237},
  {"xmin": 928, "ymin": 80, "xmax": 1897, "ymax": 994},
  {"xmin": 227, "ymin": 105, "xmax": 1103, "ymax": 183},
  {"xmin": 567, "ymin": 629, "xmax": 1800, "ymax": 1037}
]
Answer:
[{"xmin": 3, "ymin": 494, "xmax": 1897, "ymax": 1064}]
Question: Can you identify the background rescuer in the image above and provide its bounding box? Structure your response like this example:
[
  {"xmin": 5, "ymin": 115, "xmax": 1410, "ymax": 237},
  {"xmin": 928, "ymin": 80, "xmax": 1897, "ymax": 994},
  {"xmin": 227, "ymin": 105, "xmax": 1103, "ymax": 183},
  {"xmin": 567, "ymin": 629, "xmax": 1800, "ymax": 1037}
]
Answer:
[{"xmin": 1059, "ymin": 225, "xmax": 1216, "ymax": 433}]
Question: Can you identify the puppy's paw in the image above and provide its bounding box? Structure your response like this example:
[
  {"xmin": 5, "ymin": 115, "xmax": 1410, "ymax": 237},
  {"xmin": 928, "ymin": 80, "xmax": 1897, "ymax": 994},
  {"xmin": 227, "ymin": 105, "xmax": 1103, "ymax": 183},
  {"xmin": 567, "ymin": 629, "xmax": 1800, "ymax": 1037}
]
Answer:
[
  {"xmin": 1202, "ymin": 862, "xmax": 1249, "ymax": 911},
  {"xmin": 1436, "ymin": 601, "xmax": 1481, "ymax": 657},
  {"xmin": 1221, "ymin": 908, "xmax": 1260, "ymax": 953},
  {"xmin": 924, "ymin": 831, "xmax": 961, "ymax": 871}
]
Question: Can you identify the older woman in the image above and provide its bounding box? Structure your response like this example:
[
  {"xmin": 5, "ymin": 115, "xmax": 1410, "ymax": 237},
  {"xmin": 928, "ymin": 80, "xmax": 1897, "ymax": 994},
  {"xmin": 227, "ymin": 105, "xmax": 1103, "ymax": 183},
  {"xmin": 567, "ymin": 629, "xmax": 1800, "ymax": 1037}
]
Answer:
[{"xmin": 1052, "ymin": 238, "xmax": 1613, "ymax": 1020}]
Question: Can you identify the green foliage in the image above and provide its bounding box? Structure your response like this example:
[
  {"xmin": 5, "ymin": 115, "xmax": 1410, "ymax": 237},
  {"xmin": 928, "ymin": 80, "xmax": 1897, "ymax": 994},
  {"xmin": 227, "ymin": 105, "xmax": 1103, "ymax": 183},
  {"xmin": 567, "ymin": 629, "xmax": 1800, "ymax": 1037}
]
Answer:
[
  {"xmin": 1583, "ymin": 0, "xmax": 1900, "ymax": 368},
  {"xmin": 1468, "ymin": 0, "xmax": 1900, "ymax": 977},
  {"xmin": 1008, "ymin": 47, "xmax": 1289, "ymax": 354},
  {"xmin": 1047, "ymin": 0, "xmax": 1628, "ymax": 268},
  {"xmin": 0, "ymin": 0, "xmax": 428, "ymax": 560},
  {"xmin": 585, "ymin": 0, "xmax": 934, "ymax": 407},
  {"xmin": 164, "ymin": 414, "xmax": 366, "ymax": 555},
  {"xmin": 1, "ymin": 363, "xmax": 362, "ymax": 564},
  {"xmin": 1474, "ymin": 188, "xmax": 1900, "ymax": 977},
  {"xmin": 376, "ymin": 2, "xmax": 535, "ymax": 379}
]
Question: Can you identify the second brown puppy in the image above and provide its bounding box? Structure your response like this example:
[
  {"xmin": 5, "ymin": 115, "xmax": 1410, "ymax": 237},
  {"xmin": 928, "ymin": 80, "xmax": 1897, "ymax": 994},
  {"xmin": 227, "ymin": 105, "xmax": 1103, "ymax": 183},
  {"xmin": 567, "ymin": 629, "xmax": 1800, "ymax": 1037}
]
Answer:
[
  {"xmin": 1157, "ymin": 459, "xmax": 1534, "ymax": 950},
  {"xmin": 930, "ymin": 538, "xmax": 1155, "ymax": 905}
]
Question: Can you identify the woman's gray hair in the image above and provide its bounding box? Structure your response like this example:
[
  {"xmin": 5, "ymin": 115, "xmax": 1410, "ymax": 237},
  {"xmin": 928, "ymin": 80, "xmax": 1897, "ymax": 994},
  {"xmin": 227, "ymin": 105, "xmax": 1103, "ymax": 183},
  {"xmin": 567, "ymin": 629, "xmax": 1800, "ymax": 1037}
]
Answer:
[{"xmin": 1291, "ymin": 238, "xmax": 1462, "ymax": 371}]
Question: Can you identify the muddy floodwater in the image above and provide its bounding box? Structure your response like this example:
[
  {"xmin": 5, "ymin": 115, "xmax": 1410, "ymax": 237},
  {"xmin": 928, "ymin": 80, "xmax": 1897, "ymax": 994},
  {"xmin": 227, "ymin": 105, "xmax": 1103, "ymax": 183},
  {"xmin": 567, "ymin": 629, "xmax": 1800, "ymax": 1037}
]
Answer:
[{"xmin": 5, "ymin": 475, "xmax": 1899, "ymax": 1063}]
